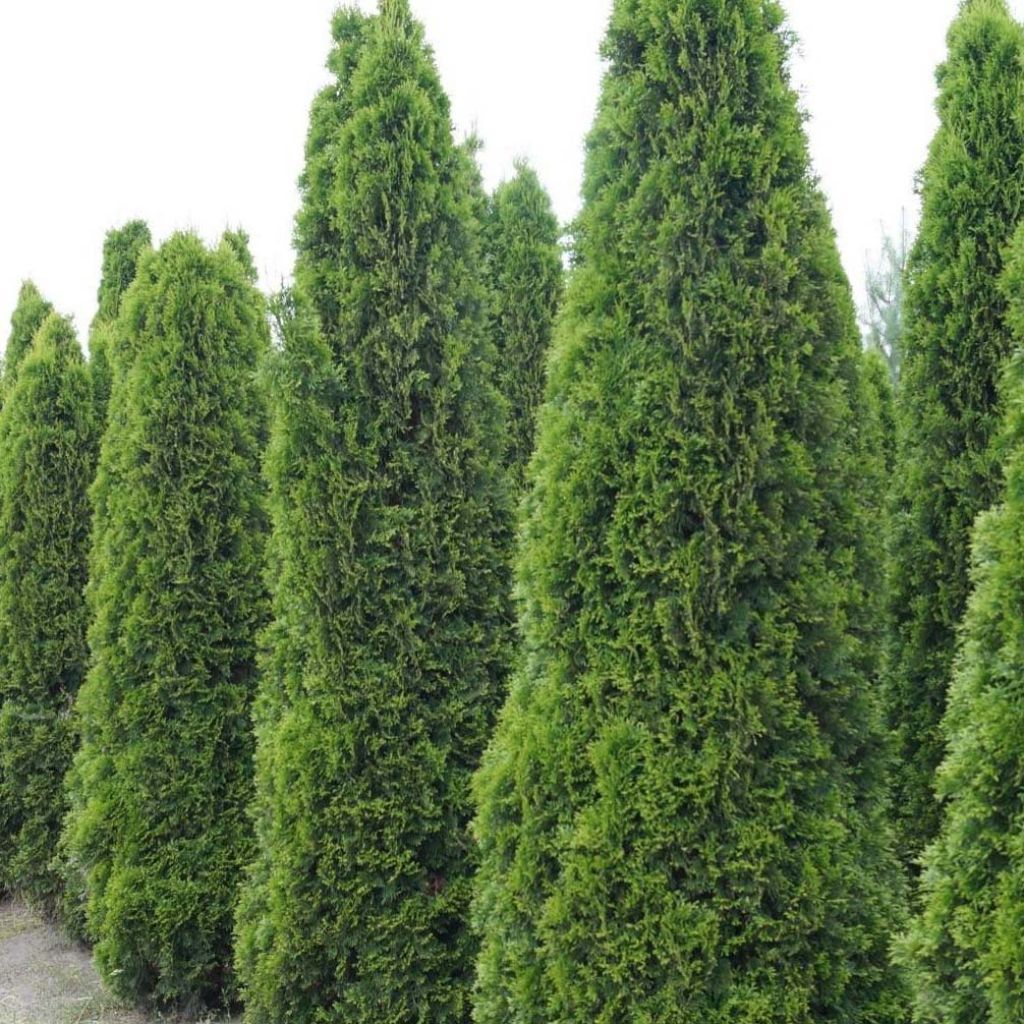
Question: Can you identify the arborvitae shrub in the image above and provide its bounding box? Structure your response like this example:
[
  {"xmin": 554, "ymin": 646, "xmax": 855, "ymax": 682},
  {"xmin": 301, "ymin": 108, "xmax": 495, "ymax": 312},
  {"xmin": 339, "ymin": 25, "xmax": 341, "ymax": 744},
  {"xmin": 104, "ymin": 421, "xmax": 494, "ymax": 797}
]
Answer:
[
  {"xmin": 472, "ymin": 1, "xmax": 908, "ymax": 1021},
  {"xmin": 2, "ymin": 282, "xmax": 53, "ymax": 400},
  {"xmin": 887, "ymin": 0, "xmax": 1024, "ymax": 868},
  {"xmin": 62, "ymin": 232, "xmax": 268, "ymax": 1009},
  {"xmin": 0, "ymin": 314, "xmax": 96, "ymax": 910},
  {"xmin": 235, "ymin": 3, "xmax": 513, "ymax": 1021},
  {"xmin": 483, "ymin": 162, "xmax": 563, "ymax": 488},
  {"xmin": 902, "ymin": 221, "xmax": 1024, "ymax": 1024},
  {"xmin": 89, "ymin": 221, "xmax": 151, "ymax": 423}
]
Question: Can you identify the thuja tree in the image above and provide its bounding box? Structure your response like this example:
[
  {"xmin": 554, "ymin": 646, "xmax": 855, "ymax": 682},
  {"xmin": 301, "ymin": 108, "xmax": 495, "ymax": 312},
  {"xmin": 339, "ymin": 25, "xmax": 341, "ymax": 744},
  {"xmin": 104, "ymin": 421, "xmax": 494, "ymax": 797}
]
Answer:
[
  {"xmin": 887, "ymin": 0, "xmax": 1024, "ymax": 869},
  {"xmin": 2, "ymin": 282, "xmax": 53, "ymax": 401},
  {"xmin": 484, "ymin": 162, "xmax": 563, "ymax": 488},
  {"xmin": 0, "ymin": 314, "xmax": 96, "ymax": 909},
  {"xmin": 863, "ymin": 348, "xmax": 898, "ymax": 474},
  {"xmin": 63, "ymin": 233, "xmax": 268, "ymax": 1008},
  {"xmin": 89, "ymin": 220, "xmax": 151, "ymax": 422},
  {"xmin": 901, "ymin": 224, "xmax": 1024, "ymax": 1024},
  {"xmin": 472, "ymin": 1, "xmax": 908, "ymax": 1021},
  {"xmin": 235, "ymin": 4, "xmax": 513, "ymax": 1022}
]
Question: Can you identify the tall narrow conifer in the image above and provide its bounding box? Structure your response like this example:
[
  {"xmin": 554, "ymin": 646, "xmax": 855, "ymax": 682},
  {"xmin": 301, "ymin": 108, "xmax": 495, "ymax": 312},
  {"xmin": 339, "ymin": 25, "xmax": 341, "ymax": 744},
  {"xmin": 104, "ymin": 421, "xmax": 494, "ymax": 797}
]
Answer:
[
  {"xmin": 902, "ymin": 221, "xmax": 1024, "ymax": 1024},
  {"xmin": 472, "ymin": 1, "xmax": 907, "ymax": 1020},
  {"xmin": 63, "ymin": 233, "xmax": 268, "ymax": 1008},
  {"xmin": 0, "ymin": 314, "xmax": 97, "ymax": 909},
  {"xmin": 235, "ymin": 4, "xmax": 513, "ymax": 1021},
  {"xmin": 483, "ymin": 162, "xmax": 563, "ymax": 488},
  {"xmin": 887, "ymin": 0, "xmax": 1024, "ymax": 867}
]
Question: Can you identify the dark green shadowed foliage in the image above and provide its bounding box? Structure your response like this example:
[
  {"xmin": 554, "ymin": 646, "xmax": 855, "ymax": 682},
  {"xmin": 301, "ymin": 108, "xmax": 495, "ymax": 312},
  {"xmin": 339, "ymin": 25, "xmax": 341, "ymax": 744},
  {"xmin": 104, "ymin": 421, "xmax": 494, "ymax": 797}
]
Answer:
[
  {"xmin": 483, "ymin": 161, "xmax": 564, "ymax": 489},
  {"xmin": 887, "ymin": 0, "xmax": 1024, "ymax": 870},
  {"xmin": 62, "ymin": 233, "xmax": 268, "ymax": 1010},
  {"xmin": 234, "ymin": 3, "xmax": 514, "ymax": 1022},
  {"xmin": 88, "ymin": 221, "xmax": 152, "ymax": 424},
  {"xmin": 901, "ymin": 223, "xmax": 1024, "ymax": 1024},
  {"xmin": 0, "ymin": 314, "xmax": 97, "ymax": 911},
  {"xmin": 2, "ymin": 282, "xmax": 53, "ymax": 401},
  {"xmin": 863, "ymin": 347, "xmax": 898, "ymax": 476},
  {"xmin": 472, "ymin": 0, "xmax": 908, "ymax": 1021}
]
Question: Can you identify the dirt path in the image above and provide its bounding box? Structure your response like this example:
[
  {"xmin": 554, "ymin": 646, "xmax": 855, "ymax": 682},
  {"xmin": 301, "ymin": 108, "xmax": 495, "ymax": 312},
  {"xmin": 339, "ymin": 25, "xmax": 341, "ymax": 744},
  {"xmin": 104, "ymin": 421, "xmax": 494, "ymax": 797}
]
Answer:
[{"xmin": 0, "ymin": 899, "xmax": 232, "ymax": 1024}]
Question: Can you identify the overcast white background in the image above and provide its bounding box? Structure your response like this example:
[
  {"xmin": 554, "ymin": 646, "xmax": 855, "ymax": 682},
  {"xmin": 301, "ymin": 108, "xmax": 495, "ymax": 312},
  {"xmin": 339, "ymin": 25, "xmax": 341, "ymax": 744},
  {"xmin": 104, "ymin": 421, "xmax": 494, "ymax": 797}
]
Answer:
[{"xmin": 2, "ymin": 0, "xmax": 1021, "ymax": 351}]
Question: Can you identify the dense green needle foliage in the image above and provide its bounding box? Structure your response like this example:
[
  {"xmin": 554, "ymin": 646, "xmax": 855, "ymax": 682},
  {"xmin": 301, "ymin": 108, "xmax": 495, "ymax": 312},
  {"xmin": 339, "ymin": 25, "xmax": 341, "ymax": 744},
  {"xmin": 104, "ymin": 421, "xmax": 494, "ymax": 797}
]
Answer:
[
  {"xmin": 902, "ymin": 224, "xmax": 1024, "ymax": 1024},
  {"xmin": 863, "ymin": 349, "xmax": 898, "ymax": 475},
  {"xmin": 234, "ymin": 4, "xmax": 513, "ymax": 1022},
  {"xmin": 63, "ymin": 232, "xmax": 268, "ymax": 1009},
  {"xmin": 472, "ymin": 1, "xmax": 908, "ymax": 1021},
  {"xmin": 887, "ymin": 0, "xmax": 1024, "ymax": 869},
  {"xmin": 2, "ymin": 282, "xmax": 53, "ymax": 401},
  {"xmin": 483, "ymin": 162, "xmax": 563, "ymax": 487},
  {"xmin": 0, "ymin": 314, "xmax": 97, "ymax": 910},
  {"xmin": 88, "ymin": 221, "xmax": 152, "ymax": 422}
]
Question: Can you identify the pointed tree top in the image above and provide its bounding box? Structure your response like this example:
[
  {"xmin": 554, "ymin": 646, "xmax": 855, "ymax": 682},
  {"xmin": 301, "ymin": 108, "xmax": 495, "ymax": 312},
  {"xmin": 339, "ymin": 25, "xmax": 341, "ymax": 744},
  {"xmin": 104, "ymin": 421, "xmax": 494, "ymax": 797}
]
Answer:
[
  {"xmin": 30, "ymin": 312, "xmax": 82, "ymax": 366},
  {"xmin": 221, "ymin": 228, "xmax": 259, "ymax": 283},
  {"xmin": 379, "ymin": 0, "xmax": 413, "ymax": 32},
  {"xmin": 96, "ymin": 220, "xmax": 152, "ymax": 324},
  {"xmin": 4, "ymin": 280, "xmax": 54, "ymax": 389}
]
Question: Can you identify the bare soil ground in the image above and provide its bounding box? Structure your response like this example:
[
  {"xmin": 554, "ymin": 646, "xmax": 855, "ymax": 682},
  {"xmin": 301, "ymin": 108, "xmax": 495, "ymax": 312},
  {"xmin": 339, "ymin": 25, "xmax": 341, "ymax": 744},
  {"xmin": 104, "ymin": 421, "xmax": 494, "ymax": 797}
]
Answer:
[{"xmin": 0, "ymin": 899, "xmax": 234, "ymax": 1024}]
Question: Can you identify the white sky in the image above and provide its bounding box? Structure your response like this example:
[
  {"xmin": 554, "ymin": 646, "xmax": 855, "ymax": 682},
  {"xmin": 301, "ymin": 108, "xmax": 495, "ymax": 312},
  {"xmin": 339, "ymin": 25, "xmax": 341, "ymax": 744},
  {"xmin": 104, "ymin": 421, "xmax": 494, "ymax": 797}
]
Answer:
[{"xmin": 2, "ymin": 0, "xmax": 1021, "ymax": 351}]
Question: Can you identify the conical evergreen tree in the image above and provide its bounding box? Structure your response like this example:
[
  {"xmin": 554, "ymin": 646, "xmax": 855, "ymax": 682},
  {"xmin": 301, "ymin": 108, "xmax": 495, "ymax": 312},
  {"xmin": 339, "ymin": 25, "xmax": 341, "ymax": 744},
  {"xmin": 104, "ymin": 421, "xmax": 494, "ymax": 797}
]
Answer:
[
  {"xmin": 483, "ymin": 161, "xmax": 563, "ymax": 488},
  {"xmin": 901, "ymin": 222, "xmax": 1024, "ymax": 1024},
  {"xmin": 0, "ymin": 313, "xmax": 97, "ymax": 910},
  {"xmin": 88, "ymin": 221, "xmax": 151, "ymax": 423},
  {"xmin": 472, "ymin": 1, "xmax": 908, "ymax": 1021},
  {"xmin": 62, "ymin": 232, "xmax": 268, "ymax": 1008},
  {"xmin": 234, "ymin": 4, "xmax": 513, "ymax": 1021},
  {"xmin": 887, "ymin": 0, "xmax": 1024, "ymax": 869},
  {"xmin": 2, "ymin": 281, "xmax": 53, "ymax": 401}
]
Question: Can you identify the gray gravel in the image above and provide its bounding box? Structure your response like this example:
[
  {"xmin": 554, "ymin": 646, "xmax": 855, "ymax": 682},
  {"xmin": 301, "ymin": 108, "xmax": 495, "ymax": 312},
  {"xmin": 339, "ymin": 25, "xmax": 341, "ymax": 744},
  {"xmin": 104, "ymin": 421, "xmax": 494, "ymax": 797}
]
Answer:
[{"xmin": 0, "ymin": 900, "xmax": 234, "ymax": 1024}]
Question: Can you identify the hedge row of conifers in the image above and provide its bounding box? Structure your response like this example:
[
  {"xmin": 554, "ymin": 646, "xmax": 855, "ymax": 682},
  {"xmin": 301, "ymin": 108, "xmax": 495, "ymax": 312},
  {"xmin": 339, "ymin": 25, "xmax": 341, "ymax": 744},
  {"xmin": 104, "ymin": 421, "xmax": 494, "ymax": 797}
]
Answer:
[{"xmin": 1, "ymin": 0, "xmax": 1023, "ymax": 1021}]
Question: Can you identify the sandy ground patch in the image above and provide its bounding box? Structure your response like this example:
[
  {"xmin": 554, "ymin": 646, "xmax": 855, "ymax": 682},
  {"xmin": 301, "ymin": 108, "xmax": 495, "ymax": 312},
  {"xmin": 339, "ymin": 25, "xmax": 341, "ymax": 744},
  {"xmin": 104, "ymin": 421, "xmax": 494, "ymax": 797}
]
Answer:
[{"xmin": 0, "ymin": 899, "xmax": 234, "ymax": 1024}]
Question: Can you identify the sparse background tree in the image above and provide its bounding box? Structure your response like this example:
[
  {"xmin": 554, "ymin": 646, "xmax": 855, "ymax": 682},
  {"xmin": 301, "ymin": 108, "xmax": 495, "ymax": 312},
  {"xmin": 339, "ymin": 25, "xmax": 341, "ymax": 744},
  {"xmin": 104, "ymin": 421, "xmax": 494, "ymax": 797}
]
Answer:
[{"xmin": 863, "ymin": 212, "xmax": 910, "ymax": 387}]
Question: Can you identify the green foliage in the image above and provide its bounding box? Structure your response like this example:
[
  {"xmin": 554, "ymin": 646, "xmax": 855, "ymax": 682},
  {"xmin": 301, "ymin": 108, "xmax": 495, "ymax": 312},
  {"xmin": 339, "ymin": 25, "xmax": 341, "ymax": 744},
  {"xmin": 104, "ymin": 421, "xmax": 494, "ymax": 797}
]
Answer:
[
  {"xmin": 472, "ymin": 1, "xmax": 908, "ymax": 1021},
  {"xmin": 235, "ymin": 4, "xmax": 513, "ymax": 1022},
  {"xmin": 484, "ymin": 161, "xmax": 563, "ymax": 489},
  {"xmin": 221, "ymin": 228, "xmax": 259, "ymax": 284},
  {"xmin": 293, "ymin": 6, "xmax": 372, "ymax": 339},
  {"xmin": 0, "ymin": 314, "xmax": 97, "ymax": 911},
  {"xmin": 887, "ymin": 0, "xmax": 1024, "ymax": 870},
  {"xmin": 88, "ymin": 221, "xmax": 152, "ymax": 424},
  {"xmin": 900, "ymin": 222, "xmax": 1024, "ymax": 1024},
  {"xmin": 62, "ymin": 232, "xmax": 268, "ymax": 1009},
  {"xmin": 2, "ymin": 282, "xmax": 54, "ymax": 401},
  {"xmin": 865, "ymin": 349, "xmax": 898, "ymax": 466}
]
